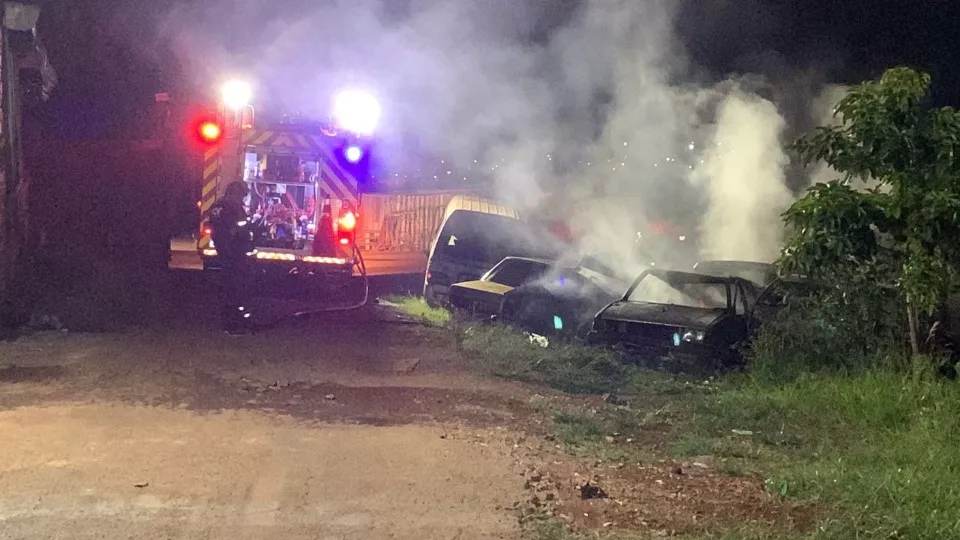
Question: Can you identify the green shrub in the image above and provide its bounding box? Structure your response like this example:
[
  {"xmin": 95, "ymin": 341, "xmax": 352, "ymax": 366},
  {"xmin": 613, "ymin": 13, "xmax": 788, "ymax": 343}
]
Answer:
[{"xmin": 748, "ymin": 288, "xmax": 906, "ymax": 384}]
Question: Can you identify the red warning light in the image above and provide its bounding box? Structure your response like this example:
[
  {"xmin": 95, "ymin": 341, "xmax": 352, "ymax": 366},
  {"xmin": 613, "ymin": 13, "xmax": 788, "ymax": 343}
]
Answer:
[
  {"xmin": 198, "ymin": 121, "xmax": 222, "ymax": 143},
  {"xmin": 337, "ymin": 210, "xmax": 357, "ymax": 232}
]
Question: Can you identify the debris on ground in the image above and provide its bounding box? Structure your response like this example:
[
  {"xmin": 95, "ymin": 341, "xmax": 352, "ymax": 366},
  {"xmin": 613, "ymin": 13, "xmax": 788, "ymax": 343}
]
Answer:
[
  {"xmin": 526, "ymin": 333, "xmax": 550, "ymax": 348},
  {"xmin": 325, "ymin": 394, "xmax": 336, "ymax": 400},
  {"xmin": 134, "ymin": 482, "xmax": 149, "ymax": 488},
  {"xmin": 579, "ymin": 481, "xmax": 608, "ymax": 500}
]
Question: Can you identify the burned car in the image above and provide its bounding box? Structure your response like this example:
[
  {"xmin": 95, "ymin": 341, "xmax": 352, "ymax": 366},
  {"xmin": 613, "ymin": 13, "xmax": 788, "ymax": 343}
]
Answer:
[
  {"xmin": 499, "ymin": 255, "xmax": 632, "ymax": 338},
  {"xmin": 693, "ymin": 260, "xmax": 822, "ymax": 322},
  {"xmin": 447, "ymin": 257, "xmax": 554, "ymax": 319},
  {"xmin": 693, "ymin": 260, "xmax": 777, "ymax": 287},
  {"xmin": 693, "ymin": 260, "xmax": 777, "ymax": 307},
  {"xmin": 588, "ymin": 269, "xmax": 758, "ymax": 367}
]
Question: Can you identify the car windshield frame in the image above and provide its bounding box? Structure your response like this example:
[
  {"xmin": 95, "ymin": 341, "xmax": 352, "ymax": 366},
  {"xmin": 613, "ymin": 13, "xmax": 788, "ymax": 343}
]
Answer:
[
  {"xmin": 693, "ymin": 261, "xmax": 777, "ymax": 287},
  {"xmin": 624, "ymin": 270, "xmax": 733, "ymax": 310},
  {"xmin": 481, "ymin": 258, "xmax": 552, "ymax": 288}
]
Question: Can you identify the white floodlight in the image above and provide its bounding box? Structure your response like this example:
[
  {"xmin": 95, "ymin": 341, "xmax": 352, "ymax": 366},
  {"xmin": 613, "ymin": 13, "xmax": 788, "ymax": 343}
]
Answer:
[
  {"xmin": 333, "ymin": 89, "xmax": 381, "ymax": 136},
  {"xmin": 222, "ymin": 80, "xmax": 252, "ymax": 110}
]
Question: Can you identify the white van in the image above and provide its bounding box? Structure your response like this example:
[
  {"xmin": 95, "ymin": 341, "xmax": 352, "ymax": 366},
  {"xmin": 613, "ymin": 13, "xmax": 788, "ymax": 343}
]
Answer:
[{"xmin": 423, "ymin": 196, "xmax": 555, "ymax": 306}]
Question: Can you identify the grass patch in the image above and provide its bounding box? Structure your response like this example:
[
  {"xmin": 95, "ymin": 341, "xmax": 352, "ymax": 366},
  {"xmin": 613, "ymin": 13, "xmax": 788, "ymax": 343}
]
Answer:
[
  {"xmin": 389, "ymin": 297, "xmax": 691, "ymax": 397},
  {"xmin": 527, "ymin": 517, "xmax": 799, "ymax": 540},
  {"xmin": 681, "ymin": 372, "xmax": 960, "ymax": 539},
  {"xmin": 382, "ymin": 295, "xmax": 451, "ymax": 327},
  {"xmin": 459, "ymin": 323, "xmax": 631, "ymax": 394},
  {"xmin": 393, "ymin": 298, "xmax": 960, "ymax": 538},
  {"xmin": 458, "ymin": 323, "xmax": 695, "ymax": 397},
  {"xmin": 553, "ymin": 410, "xmax": 605, "ymax": 445}
]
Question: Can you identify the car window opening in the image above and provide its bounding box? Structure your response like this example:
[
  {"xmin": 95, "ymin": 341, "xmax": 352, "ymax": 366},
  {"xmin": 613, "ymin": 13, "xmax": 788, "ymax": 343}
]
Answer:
[{"xmin": 628, "ymin": 273, "xmax": 729, "ymax": 309}]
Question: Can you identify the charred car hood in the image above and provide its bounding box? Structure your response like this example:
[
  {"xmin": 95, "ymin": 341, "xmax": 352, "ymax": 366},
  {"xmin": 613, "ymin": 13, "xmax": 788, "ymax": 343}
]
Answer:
[{"xmin": 599, "ymin": 302, "xmax": 725, "ymax": 329}]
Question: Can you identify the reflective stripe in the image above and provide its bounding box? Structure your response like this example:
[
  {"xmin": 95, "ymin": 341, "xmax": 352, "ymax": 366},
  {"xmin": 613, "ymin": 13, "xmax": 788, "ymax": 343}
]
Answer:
[
  {"xmin": 240, "ymin": 130, "xmax": 360, "ymax": 202},
  {"xmin": 200, "ymin": 147, "xmax": 220, "ymax": 223}
]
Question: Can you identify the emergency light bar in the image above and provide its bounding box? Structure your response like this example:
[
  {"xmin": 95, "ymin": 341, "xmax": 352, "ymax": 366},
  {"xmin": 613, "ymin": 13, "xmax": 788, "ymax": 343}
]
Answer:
[
  {"xmin": 251, "ymin": 250, "xmax": 348, "ymax": 265},
  {"xmin": 302, "ymin": 256, "xmax": 349, "ymax": 265},
  {"xmin": 256, "ymin": 251, "xmax": 297, "ymax": 262},
  {"xmin": 201, "ymin": 248, "xmax": 347, "ymax": 266}
]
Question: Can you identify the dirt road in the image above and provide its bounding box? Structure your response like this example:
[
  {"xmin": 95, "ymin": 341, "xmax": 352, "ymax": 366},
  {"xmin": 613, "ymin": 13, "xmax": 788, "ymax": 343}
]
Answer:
[
  {"xmin": 2, "ymin": 269, "xmax": 812, "ymax": 539},
  {"xmin": 0, "ymin": 301, "xmax": 542, "ymax": 539}
]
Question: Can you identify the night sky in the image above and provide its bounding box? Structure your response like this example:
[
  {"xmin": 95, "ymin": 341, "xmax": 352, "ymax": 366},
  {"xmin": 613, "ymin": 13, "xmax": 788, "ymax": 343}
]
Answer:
[{"xmin": 31, "ymin": 0, "xmax": 959, "ymax": 140}]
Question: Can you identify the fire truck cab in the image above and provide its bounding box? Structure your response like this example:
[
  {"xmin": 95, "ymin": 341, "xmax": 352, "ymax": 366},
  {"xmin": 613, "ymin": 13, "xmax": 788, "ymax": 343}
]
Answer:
[{"xmin": 196, "ymin": 114, "xmax": 369, "ymax": 278}]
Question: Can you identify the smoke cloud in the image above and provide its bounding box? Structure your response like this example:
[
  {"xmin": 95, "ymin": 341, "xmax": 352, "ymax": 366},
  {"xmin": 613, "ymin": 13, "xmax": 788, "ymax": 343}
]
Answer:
[
  {"xmin": 804, "ymin": 84, "xmax": 885, "ymax": 193},
  {"xmin": 692, "ymin": 90, "xmax": 793, "ymax": 263},
  {"xmin": 806, "ymin": 84, "xmax": 850, "ymax": 187},
  {"xmin": 156, "ymin": 0, "xmax": 841, "ymax": 275}
]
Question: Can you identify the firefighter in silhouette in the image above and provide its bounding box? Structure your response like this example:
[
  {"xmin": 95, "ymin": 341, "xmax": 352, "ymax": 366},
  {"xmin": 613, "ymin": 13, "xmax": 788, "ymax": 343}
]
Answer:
[
  {"xmin": 312, "ymin": 201, "xmax": 337, "ymax": 256},
  {"xmin": 209, "ymin": 181, "xmax": 256, "ymax": 335}
]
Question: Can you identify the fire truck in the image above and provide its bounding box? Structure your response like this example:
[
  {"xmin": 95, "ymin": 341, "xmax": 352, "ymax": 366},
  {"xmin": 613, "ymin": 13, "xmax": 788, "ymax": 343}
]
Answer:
[{"xmin": 192, "ymin": 85, "xmax": 377, "ymax": 286}]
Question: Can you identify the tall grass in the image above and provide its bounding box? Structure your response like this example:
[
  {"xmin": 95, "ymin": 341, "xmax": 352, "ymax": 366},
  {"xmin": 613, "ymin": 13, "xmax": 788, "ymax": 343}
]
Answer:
[
  {"xmin": 459, "ymin": 323, "xmax": 632, "ymax": 394},
  {"xmin": 688, "ymin": 372, "xmax": 960, "ymax": 538},
  {"xmin": 392, "ymin": 296, "xmax": 960, "ymax": 538},
  {"xmin": 381, "ymin": 295, "xmax": 451, "ymax": 327}
]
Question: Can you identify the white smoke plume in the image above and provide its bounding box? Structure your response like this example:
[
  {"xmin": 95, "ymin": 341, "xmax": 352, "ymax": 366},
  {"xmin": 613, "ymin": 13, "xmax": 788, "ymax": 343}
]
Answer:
[
  {"xmin": 155, "ymin": 0, "xmax": 838, "ymax": 275},
  {"xmin": 692, "ymin": 91, "xmax": 793, "ymax": 263},
  {"xmin": 807, "ymin": 84, "xmax": 850, "ymax": 187},
  {"xmin": 805, "ymin": 84, "xmax": 886, "ymax": 193}
]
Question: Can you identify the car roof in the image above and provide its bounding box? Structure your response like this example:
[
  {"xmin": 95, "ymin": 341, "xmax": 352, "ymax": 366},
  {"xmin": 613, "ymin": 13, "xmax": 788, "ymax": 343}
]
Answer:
[
  {"xmin": 644, "ymin": 268, "xmax": 745, "ymax": 284},
  {"xmin": 694, "ymin": 260, "xmax": 775, "ymax": 271},
  {"xmin": 497, "ymin": 256, "xmax": 554, "ymax": 265}
]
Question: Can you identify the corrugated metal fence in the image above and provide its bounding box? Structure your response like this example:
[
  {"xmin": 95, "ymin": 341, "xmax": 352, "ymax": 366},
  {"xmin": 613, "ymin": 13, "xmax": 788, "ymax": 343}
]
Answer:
[{"xmin": 358, "ymin": 191, "xmax": 469, "ymax": 252}]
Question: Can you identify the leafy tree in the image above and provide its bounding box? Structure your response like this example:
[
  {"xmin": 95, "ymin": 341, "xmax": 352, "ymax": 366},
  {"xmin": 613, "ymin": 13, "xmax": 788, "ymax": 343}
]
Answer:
[{"xmin": 780, "ymin": 67, "xmax": 960, "ymax": 358}]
